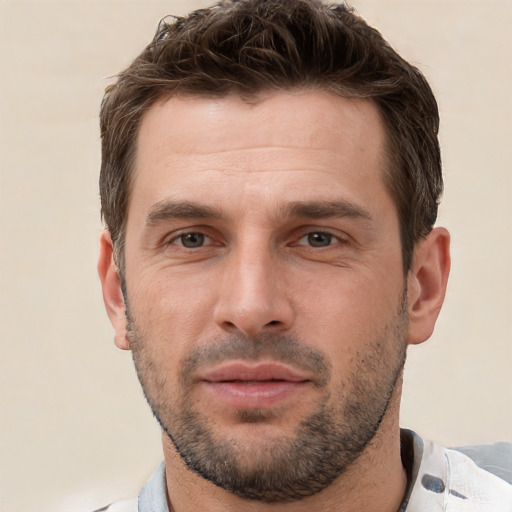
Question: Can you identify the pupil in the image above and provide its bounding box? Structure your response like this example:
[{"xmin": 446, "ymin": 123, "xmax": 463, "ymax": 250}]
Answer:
[
  {"xmin": 308, "ymin": 232, "xmax": 331, "ymax": 247},
  {"xmin": 182, "ymin": 233, "xmax": 204, "ymax": 248}
]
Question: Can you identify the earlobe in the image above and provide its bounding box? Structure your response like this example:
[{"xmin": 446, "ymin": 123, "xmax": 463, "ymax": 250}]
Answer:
[
  {"xmin": 406, "ymin": 227, "xmax": 451, "ymax": 345},
  {"xmin": 97, "ymin": 230, "xmax": 130, "ymax": 350}
]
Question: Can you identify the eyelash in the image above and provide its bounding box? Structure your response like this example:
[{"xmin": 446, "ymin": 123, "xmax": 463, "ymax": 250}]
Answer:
[
  {"xmin": 167, "ymin": 229, "xmax": 345, "ymax": 249},
  {"xmin": 295, "ymin": 231, "xmax": 342, "ymax": 248},
  {"xmin": 169, "ymin": 232, "xmax": 215, "ymax": 248}
]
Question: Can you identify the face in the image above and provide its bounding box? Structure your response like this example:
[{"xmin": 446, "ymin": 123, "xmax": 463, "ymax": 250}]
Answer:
[{"xmin": 122, "ymin": 91, "xmax": 409, "ymax": 501}]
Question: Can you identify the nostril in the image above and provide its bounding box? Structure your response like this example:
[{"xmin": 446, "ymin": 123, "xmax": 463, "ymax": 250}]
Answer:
[{"xmin": 266, "ymin": 320, "xmax": 281, "ymax": 326}]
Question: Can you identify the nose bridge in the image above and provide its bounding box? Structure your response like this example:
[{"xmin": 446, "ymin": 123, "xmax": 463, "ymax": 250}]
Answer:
[{"xmin": 214, "ymin": 233, "xmax": 293, "ymax": 335}]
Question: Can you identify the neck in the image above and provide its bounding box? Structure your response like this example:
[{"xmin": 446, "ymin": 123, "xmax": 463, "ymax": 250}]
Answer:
[{"xmin": 162, "ymin": 383, "xmax": 407, "ymax": 512}]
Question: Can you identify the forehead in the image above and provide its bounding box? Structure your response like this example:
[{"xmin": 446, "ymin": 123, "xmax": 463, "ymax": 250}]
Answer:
[
  {"xmin": 130, "ymin": 90, "xmax": 391, "ymax": 221},
  {"xmin": 137, "ymin": 90, "xmax": 385, "ymax": 161}
]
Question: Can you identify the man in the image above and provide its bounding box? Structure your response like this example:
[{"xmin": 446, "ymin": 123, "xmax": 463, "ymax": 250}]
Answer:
[{"xmin": 96, "ymin": 0, "xmax": 512, "ymax": 510}]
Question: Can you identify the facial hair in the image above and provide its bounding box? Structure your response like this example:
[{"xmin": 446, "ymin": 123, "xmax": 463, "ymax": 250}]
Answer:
[{"xmin": 127, "ymin": 297, "xmax": 408, "ymax": 503}]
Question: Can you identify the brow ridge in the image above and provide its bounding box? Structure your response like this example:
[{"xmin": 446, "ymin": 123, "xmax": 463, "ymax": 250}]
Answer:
[
  {"xmin": 145, "ymin": 198, "xmax": 372, "ymax": 226},
  {"xmin": 283, "ymin": 200, "xmax": 372, "ymax": 222},
  {"xmin": 146, "ymin": 200, "xmax": 223, "ymax": 226}
]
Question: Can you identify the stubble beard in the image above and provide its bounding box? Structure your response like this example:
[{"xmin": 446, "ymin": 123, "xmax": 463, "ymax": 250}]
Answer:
[{"xmin": 127, "ymin": 297, "xmax": 408, "ymax": 503}]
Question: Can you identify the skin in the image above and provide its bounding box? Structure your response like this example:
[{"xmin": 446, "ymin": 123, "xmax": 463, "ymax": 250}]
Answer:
[{"xmin": 98, "ymin": 90, "xmax": 450, "ymax": 511}]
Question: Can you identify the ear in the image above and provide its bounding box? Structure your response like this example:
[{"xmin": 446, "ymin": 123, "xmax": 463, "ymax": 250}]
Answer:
[
  {"xmin": 97, "ymin": 230, "xmax": 130, "ymax": 350},
  {"xmin": 406, "ymin": 227, "xmax": 451, "ymax": 345}
]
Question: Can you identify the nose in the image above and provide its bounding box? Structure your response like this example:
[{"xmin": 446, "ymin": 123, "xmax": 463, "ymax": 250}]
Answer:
[{"xmin": 213, "ymin": 241, "xmax": 295, "ymax": 337}]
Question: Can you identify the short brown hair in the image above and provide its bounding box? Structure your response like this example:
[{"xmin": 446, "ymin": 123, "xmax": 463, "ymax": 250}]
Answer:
[{"xmin": 100, "ymin": 0, "xmax": 442, "ymax": 274}]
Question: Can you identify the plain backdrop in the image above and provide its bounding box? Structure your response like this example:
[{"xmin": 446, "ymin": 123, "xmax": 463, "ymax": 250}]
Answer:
[{"xmin": 0, "ymin": 1, "xmax": 511, "ymax": 510}]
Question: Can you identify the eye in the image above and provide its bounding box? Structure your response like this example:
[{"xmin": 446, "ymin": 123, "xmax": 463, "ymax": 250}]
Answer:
[
  {"xmin": 173, "ymin": 232, "xmax": 209, "ymax": 248},
  {"xmin": 297, "ymin": 232, "xmax": 336, "ymax": 248}
]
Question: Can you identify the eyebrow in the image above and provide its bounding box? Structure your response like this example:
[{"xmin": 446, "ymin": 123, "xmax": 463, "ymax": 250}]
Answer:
[
  {"xmin": 283, "ymin": 200, "xmax": 372, "ymax": 222},
  {"xmin": 146, "ymin": 200, "xmax": 223, "ymax": 226},
  {"xmin": 145, "ymin": 199, "xmax": 373, "ymax": 227}
]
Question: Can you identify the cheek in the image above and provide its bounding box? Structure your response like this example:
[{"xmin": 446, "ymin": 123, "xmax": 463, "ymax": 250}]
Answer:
[
  {"xmin": 290, "ymin": 269, "xmax": 404, "ymax": 351},
  {"xmin": 128, "ymin": 271, "xmax": 219, "ymax": 352}
]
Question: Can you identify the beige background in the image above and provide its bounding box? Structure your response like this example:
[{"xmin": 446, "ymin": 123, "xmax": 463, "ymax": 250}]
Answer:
[{"xmin": 0, "ymin": 1, "xmax": 510, "ymax": 511}]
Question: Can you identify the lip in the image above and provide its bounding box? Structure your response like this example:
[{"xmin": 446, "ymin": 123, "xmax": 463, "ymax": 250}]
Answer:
[
  {"xmin": 198, "ymin": 362, "xmax": 311, "ymax": 383},
  {"xmin": 197, "ymin": 362, "xmax": 312, "ymax": 408}
]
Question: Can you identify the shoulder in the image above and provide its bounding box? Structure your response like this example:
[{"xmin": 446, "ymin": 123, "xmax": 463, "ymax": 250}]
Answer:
[
  {"xmin": 441, "ymin": 441, "xmax": 512, "ymax": 510},
  {"xmin": 92, "ymin": 498, "xmax": 138, "ymax": 512},
  {"xmin": 453, "ymin": 441, "xmax": 512, "ymax": 485},
  {"xmin": 93, "ymin": 461, "xmax": 168, "ymax": 512},
  {"xmin": 403, "ymin": 432, "xmax": 512, "ymax": 511}
]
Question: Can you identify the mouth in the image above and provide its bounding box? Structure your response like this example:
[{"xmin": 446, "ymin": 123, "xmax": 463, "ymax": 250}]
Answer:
[{"xmin": 197, "ymin": 362, "xmax": 312, "ymax": 408}]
